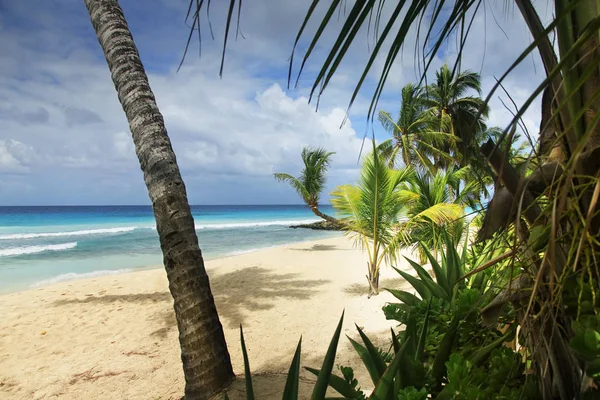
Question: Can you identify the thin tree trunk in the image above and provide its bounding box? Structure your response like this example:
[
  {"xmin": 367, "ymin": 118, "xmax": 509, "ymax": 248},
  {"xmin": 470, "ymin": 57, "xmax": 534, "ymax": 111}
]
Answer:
[
  {"xmin": 310, "ymin": 205, "xmax": 340, "ymax": 225},
  {"xmin": 84, "ymin": 1, "xmax": 234, "ymax": 398},
  {"xmin": 366, "ymin": 262, "xmax": 380, "ymax": 298}
]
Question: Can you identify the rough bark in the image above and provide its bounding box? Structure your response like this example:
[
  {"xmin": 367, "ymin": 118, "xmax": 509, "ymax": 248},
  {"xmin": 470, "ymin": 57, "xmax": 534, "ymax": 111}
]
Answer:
[
  {"xmin": 84, "ymin": 1, "xmax": 234, "ymax": 398},
  {"xmin": 480, "ymin": 137, "xmax": 580, "ymax": 399}
]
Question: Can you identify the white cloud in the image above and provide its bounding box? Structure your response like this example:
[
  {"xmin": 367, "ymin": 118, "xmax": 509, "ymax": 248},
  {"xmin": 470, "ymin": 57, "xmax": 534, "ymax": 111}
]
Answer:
[
  {"xmin": 0, "ymin": 140, "xmax": 35, "ymax": 172},
  {"xmin": 0, "ymin": 0, "xmax": 552, "ymax": 204},
  {"xmin": 113, "ymin": 131, "xmax": 135, "ymax": 159}
]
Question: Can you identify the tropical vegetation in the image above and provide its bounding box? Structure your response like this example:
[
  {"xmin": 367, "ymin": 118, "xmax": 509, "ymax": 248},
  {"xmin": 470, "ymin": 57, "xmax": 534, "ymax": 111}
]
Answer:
[
  {"xmin": 394, "ymin": 167, "xmax": 475, "ymax": 262},
  {"xmin": 330, "ymin": 142, "xmax": 413, "ymax": 296},
  {"xmin": 84, "ymin": 0, "xmax": 600, "ymax": 398},
  {"xmin": 377, "ymin": 83, "xmax": 452, "ymax": 171},
  {"xmin": 282, "ymin": 0, "xmax": 600, "ymax": 396}
]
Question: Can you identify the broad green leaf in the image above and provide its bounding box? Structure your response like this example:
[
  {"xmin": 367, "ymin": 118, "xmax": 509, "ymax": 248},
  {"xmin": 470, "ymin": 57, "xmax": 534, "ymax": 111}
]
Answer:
[
  {"xmin": 444, "ymin": 234, "xmax": 464, "ymax": 290},
  {"xmin": 404, "ymin": 257, "xmax": 448, "ymax": 300},
  {"xmin": 431, "ymin": 317, "xmax": 459, "ymax": 386},
  {"xmin": 415, "ymin": 300, "xmax": 431, "ymax": 360},
  {"xmin": 282, "ymin": 337, "xmax": 302, "ymax": 400},
  {"xmin": 471, "ymin": 328, "xmax": 514, "ymax": 366},
  {"xmin": 240, "ymin": 325, "xmax": 255, "ymax": 400},
  {"xmin": 348, "ymin": 336, "xmax": 381, "ymax": 385},
  {"xmin": 393, "ymin": 266, "xmax": 431, "ymax": 300},
  {"xmin": 370, "ymin": 338, "xmax": 410, "ymax": 399},
  {"xmin": 356, "ymin": 324, "xmax": 387, "ymax": 378},
  {"xmin": 311, "ymin": 312, "xmax": 345, "ymax": 400},
  {"xmin": 384, "ymin": 288, "xmax": 421, "ymax": 306},
  {"xmin": 391, "ymin": 329, "xmax": 402, "ymax": 396},
  {"xmin": 419, "ymin": 244, "xmax": 449, "ymax": 296},
  {"xmin": 304, "ymin": 367, "xmax": 360, "ymax": 398}
]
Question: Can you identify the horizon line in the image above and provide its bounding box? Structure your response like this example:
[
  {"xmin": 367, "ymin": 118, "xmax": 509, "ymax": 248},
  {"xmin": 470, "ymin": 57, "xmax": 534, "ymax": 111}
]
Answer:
[{"xmin": 0, "ymin": 204, "xmax": 329, "ymax": 207}]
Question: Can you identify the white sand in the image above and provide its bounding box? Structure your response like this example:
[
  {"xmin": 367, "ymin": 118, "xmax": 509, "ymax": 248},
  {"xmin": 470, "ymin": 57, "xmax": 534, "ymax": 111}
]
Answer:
[{"xmin": 0, "ymin": 236, "xmax": 416, "ymax": 399}]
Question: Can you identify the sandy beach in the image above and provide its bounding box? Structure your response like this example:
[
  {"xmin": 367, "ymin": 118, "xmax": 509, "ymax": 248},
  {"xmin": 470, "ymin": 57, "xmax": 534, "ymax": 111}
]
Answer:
[{"xmin": 0, "ymin": 236, "xmax": 416, "ymax": 399}]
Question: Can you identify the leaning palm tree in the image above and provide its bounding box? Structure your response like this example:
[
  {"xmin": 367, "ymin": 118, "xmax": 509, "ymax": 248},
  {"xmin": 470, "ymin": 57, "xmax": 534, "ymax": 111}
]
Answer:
[
  {"xmin": 377, "ymin": 83, "xmax": 454, "ymax": 171},
  {"xmin": 330, "ymin": 142, "xmax": 413, "ymax": 296},
  {"xmin": 274, "ymin": 147, "xmax": 339, "ymax": 224},
  {"xmin": 421, "ymin": 65, "xmax": 490, "ymax": 168},
  {"xmin": 84, "ymin": 1, "xmax": 233, "ymax": 398}
]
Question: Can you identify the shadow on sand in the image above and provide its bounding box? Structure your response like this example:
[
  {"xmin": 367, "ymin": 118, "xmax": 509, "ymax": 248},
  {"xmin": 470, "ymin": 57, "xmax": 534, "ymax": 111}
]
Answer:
[
  {"xmin": 289, "ymin": 244, "xmax": 342, "ymax": 252},
  {"xmin": 53, "ymin": 291, "xmax": 172, "ymax": 306},
  {"xmin": 342, "ymin": 278, "xmax": 406, "ymax": 297},
  {"xmin": 210, "ymin": 266, "xmax": 329, "ymax": 328},
  {"xmin": 53, "ymin": 266, "xmax": 329, "ymax": 331}
]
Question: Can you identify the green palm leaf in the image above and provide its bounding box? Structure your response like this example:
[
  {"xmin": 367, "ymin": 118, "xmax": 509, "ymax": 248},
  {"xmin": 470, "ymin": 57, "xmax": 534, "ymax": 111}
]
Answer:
[{"xmin": 274, "ymin": 147, "xmax": 337, "ymax": 223}]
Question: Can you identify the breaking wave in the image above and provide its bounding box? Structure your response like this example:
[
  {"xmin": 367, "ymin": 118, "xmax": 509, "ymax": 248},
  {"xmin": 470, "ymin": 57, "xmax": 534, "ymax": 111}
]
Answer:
[
  {"xmin": 30, "ymin": 268, "xmax": 133, "ymax": 287},
  {"xmin": 0, "ymin": 227, "xmax": 137, "ymax": 240},
  {"xmin": 0, "ymin": 242, "xmax": 78, "ymax": 257}
]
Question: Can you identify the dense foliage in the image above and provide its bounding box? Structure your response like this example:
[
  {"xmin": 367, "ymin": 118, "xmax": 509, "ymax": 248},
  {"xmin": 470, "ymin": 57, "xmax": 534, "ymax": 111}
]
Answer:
[{"xmin": 188, "ymin": 0, "xmax": 600, "ymax": 395}]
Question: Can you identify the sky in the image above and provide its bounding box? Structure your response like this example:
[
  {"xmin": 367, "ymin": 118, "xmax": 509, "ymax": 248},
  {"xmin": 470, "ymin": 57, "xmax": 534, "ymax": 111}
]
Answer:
[{"xmin": 0, "ymin": 0, "xmax": 553, "ymax": 206}]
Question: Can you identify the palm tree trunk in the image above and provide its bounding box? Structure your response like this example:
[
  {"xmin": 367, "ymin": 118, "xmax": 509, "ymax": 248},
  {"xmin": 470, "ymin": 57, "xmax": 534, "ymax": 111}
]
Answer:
[
  {"xmin": 366, "ymin": 262, "xmax": 380, "ymax": 298},
  {"xmin": 84, "ymin": 1, "xmax": 234, "ymax": 398},
  {"xmin": 310, "ymin": 205, "xmax": 340, "ymax": 225}
]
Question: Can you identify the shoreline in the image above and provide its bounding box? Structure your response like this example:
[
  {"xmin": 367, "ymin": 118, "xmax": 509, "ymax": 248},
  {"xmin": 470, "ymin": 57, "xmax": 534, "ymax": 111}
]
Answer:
[
  {"xmin": 0, "ymin": 232, "xmax": 343, "ymax": 296},
  {"xmin": 0, "ymin": 235, "xmax": 415, "ymax": 399}
]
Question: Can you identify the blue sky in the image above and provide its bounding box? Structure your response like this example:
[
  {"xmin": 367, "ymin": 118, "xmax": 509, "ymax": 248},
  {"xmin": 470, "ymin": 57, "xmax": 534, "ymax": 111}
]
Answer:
[{"xmin": 0, "ymin": 0, "xmax": 552, "ymax": 205}]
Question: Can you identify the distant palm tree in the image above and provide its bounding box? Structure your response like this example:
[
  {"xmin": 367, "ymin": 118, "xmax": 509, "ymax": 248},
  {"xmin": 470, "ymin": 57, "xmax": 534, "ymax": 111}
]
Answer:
[
  {"xmin": 274, "ymin": 147, "xmax": 338, "ymax": 224},
  {"xmin": 331, "ymin": 142, "xmax": 413, "ymax": 296},
  {"xmin": 84, "ymin": 1, "xmax": 233, "ymax": 398},
  {"xmin": 422, "ymin": 65, "xmax": 489, "ymax": 167},
  {"xmin": 378, "ymin": 83, "xmax": 454, "ymax": 171}
]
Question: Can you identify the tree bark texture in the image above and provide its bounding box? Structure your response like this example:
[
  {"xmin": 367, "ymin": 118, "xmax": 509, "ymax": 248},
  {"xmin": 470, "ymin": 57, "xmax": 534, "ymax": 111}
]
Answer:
[{"xmin": 84, "ymin": 1, "xmax": 234, "ymax": 398}]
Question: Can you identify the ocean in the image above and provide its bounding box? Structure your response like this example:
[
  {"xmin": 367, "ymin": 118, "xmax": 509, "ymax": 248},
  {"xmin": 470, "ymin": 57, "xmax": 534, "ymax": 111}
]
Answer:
[{"xmin": 0, "ymin": 205, "xmax": 339, "ymax": 293}]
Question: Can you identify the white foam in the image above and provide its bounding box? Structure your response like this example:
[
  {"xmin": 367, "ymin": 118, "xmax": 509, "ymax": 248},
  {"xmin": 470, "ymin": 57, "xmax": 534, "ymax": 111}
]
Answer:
[
  {"xmin": 30, "ymin": 268, "xmax": 133, "ymax": 288},
  {"xmin": 0, "ymin": 227, "xmax": 137, "ymax": 240},
  {"xmin": 0, "ymin": 242, "xmax": 78, "ymax": 257},
  {"xmin": 195, "ymin": 219, "xmax": 320, "ymax": 230}
]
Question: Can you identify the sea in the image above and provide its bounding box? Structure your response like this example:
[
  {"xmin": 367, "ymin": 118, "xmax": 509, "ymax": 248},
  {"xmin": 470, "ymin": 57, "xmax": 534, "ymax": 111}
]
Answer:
[{"xmin": 0, "ymin": 205, "xmax": 340, "ymax": 293}]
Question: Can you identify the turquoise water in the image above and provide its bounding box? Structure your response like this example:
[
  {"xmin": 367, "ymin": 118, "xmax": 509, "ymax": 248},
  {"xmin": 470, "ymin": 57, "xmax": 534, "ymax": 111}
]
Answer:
[{"xmin": 0, "ymin": 205, "xmax": 339, "ymax": 292}]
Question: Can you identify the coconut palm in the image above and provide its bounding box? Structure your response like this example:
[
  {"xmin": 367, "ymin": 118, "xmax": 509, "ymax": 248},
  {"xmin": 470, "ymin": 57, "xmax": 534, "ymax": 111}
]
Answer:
[
  {"xmin": 274, "ymin": 147, "xmax": 339, "ymax": 224},
  {"xmin": 422, "ymin": 65, "xmax": 490, "ymax": 168},
  {"xmin": 377, "ymin": 83, "xmax": 454, "ymax": 171},
  {"xmin": 393, "ymin": 168, "xmax": 472, "ymax": 262},
  {"xmin": 330, "ymin": 142, "xmax": 413, "ymax": 296},
  {"xmin": 84, "ymin": 1, "xmax": 233, "ymax": 398}
]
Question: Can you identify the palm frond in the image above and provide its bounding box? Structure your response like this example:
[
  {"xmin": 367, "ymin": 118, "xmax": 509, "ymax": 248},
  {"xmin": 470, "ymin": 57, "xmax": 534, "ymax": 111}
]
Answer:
[
  {"xmin": 408, "ymin": 203, "xmax": 464, "ymax": 225},
  {"xmin": 274, "ymin": 173, "xmax": 311, "ymax": 204}
]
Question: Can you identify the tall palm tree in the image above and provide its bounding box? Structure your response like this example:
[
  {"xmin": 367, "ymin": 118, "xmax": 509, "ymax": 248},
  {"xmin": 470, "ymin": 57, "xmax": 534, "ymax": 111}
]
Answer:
[
  {"xmin": 84, "ymin": 1, "xmax": 233, "ymax": 398},
  {"xmin": 274, "ymin": 147, "xmax": 339, "ymax": 224},
  {"xmin": 422, "ymin": 65, "xmax": 490, "ymax": 167},
  {"xmin": 377, "ymin": 83, "xmax": 454, "ymax": 171},
  {"xmin": 330, "ymin": 142, "xmax": 413, "ymax": 296}
]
